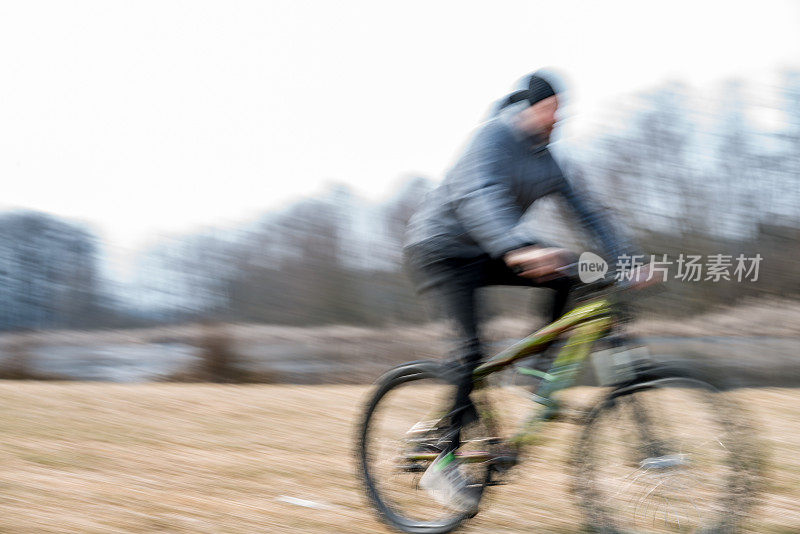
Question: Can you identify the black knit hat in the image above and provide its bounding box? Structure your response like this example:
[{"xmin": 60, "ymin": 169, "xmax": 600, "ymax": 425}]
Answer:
[
  {"xmin": 496, "ymin": 70, "xmax": 560, "ymax": 111},
  {"xmin": 526, "ymin": 74, "xmax": 556, "ymax": 105}
]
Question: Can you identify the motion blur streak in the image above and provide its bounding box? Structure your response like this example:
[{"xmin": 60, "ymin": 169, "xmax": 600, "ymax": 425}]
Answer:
[{"xmin": 0, "ymin": 73, "xmax": 798, "ymax": 532}]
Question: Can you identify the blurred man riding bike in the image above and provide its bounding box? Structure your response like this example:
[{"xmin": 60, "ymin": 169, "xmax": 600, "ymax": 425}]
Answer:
[{"xmin": 403, "ymin": 70, "xmax": 630, "ymax": 511}]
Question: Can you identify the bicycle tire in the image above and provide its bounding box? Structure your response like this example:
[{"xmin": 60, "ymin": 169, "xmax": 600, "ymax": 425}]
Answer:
[
  {"xmin": 573, "ymin": 362, "xmax": 761, "ymax": 534},
  {"xmin": 356, "ymin": 360, "xmax": 491, "ymax": 534}
]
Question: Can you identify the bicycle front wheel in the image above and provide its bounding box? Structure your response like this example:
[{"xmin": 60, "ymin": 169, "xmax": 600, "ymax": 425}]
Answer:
[{"xmin": 574, "ymin": 369, "xmax": 761, "ymax": 533}]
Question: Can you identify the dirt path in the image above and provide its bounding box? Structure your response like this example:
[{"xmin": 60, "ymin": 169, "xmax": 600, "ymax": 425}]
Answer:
[{"xmin": 0, "ymin": 382, "xmax": 796, "ymax": 533}]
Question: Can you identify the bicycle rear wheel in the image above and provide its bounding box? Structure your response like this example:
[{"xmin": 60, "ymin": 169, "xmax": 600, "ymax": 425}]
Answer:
[
  {"xmin": 574, "ymin": 367, "xmax": 761, "ymax": 533},
  {"xmin": 356, "ymin": 361, "xmax": 493, "ymax": 534}
]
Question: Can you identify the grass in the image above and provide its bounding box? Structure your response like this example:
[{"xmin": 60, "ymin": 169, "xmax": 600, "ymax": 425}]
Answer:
[{"xmin": 0, "ymin": 382, "xmax": 796, "ymax": 532}]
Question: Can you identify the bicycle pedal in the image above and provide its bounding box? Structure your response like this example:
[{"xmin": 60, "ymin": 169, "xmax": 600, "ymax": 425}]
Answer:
[
  {"xmin": 405, "ymin": 420, "xmax": 447, "ymax": 442},
  {"xmin": 394, "ymin": 463, "xmax": 427, "ymax": 473}
]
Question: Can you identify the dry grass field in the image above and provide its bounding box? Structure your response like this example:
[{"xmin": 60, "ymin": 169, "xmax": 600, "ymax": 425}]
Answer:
[{"xmin": 0, "ymin": 382, "xmax": 797, "ymax": 533}]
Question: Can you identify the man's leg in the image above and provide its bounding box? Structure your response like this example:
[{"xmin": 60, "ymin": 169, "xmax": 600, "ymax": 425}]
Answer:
[
  {"xmin": 404, "ymin": 248, "xmax": 487, "ymax": 450},
  {"xmin": 430, "ymin": 261, "xmax": 576, "ymax": 447},
  {"xmin": 426, "ymin": 277, "xmax": 482, "ymax": 450},
  {"xmin": 482, "ymin": 258, "xmax": 574, "ymax": 385},
  {"xmin": 545, "ymin": 277, "xmax": 572, "ymax": 323},
  {"xmin": 415, "ymin": 269, "xmax": 487, "ymax": 513},
  {"xmin": 484, "ymin": 258, "xmax": 573, "ymax": 323},
  {"xmin": 432, "ymin": 258, "xmax": 573, "ymax": 445}
]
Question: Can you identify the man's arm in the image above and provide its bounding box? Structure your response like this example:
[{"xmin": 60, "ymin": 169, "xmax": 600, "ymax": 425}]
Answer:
[
  {"xmin": 557, "ymin": 172, "xmax": 628, "ymax": 264},
  {"xmin": 448, "ymin": 134, "xmax": 538, "ymax": 259}
]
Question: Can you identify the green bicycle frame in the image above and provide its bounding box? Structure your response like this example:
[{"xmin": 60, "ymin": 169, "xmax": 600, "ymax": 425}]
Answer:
[
  {"xmin": 473, "ymin": 298, "xmax": 614, "ymax": 380},
  {"xmin": 405, "ymin": 297, "xmax": 615, "ymax": 463},
  {"xmin": 477, "ymin": 297, "xmax": 614, "ymax": 447}
]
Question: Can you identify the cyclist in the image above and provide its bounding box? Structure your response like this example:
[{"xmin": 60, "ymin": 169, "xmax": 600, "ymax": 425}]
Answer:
[{"xmin": 403, "ymin": 70, "xmax": 629, "ymax": 511}]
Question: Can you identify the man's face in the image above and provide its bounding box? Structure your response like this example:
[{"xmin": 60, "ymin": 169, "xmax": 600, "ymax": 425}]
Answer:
[{"xmin": 517, "ymin": 95, "xmax": 560, "ymax": 142}]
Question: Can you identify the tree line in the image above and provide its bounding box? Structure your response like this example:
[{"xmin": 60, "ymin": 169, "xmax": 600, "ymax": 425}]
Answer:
[{"xmin": 1, "ymin": 72, "xmax": 799, "ymax": 331}]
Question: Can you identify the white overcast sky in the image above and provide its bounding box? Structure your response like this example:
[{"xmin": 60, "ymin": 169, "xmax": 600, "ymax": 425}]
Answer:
[{"xmin": 1, "ymin": 0, "xmax": 799, "ymax": 252}]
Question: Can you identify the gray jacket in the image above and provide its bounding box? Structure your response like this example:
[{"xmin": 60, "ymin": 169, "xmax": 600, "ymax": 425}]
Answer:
[{"xmin": 404, "ymin": 106, "xmax": 625, "ymax": 269}]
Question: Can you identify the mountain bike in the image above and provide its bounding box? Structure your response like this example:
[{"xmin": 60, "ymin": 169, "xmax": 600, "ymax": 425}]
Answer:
[{"xmin": 356, "ymin": 271, "xmax": 762, "ymax": 533}]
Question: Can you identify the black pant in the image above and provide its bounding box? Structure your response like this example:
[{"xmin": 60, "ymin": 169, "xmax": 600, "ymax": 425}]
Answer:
[{"xmin": 406, "ymin": 251, "xmax": 572, "ymax": 449}]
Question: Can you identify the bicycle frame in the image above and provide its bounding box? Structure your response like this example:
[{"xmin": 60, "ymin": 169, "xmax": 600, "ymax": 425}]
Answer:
[
  {"xmin": 406, "ymin": 297, "xmax": 616, "ymax": 463},
  {"xmin": 473, "ymin": 297, "xmax": 614, "ymax": 379},
  {"xmin": 473, "ymin": 297, "xmax": 614, "ymax": 447}
]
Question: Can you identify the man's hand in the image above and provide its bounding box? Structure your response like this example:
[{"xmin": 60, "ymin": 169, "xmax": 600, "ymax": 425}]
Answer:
[{"xmin": 504, "ymin": 246, "xmax": 572, "ymax": 282}]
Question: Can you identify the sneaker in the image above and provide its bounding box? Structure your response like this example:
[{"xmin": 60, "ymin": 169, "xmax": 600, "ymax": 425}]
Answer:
[{"xmin": 419, "ymin": 450, "xmax": 481, "ymax": 513}]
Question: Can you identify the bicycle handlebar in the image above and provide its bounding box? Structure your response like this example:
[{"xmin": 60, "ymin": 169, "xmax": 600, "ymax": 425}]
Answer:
[{"xmin": 554, "ymin": 261, "xmax": 657, "ymax": 298}]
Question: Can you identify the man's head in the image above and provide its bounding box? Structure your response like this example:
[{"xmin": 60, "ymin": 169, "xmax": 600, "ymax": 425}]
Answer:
[
  {"xmin": 516, "ymin": 94, "xmax": 559, "ymax": 141},
  {"xmin": 498, "ymin": 71, "xmax": 562, "ymax": 142}
]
